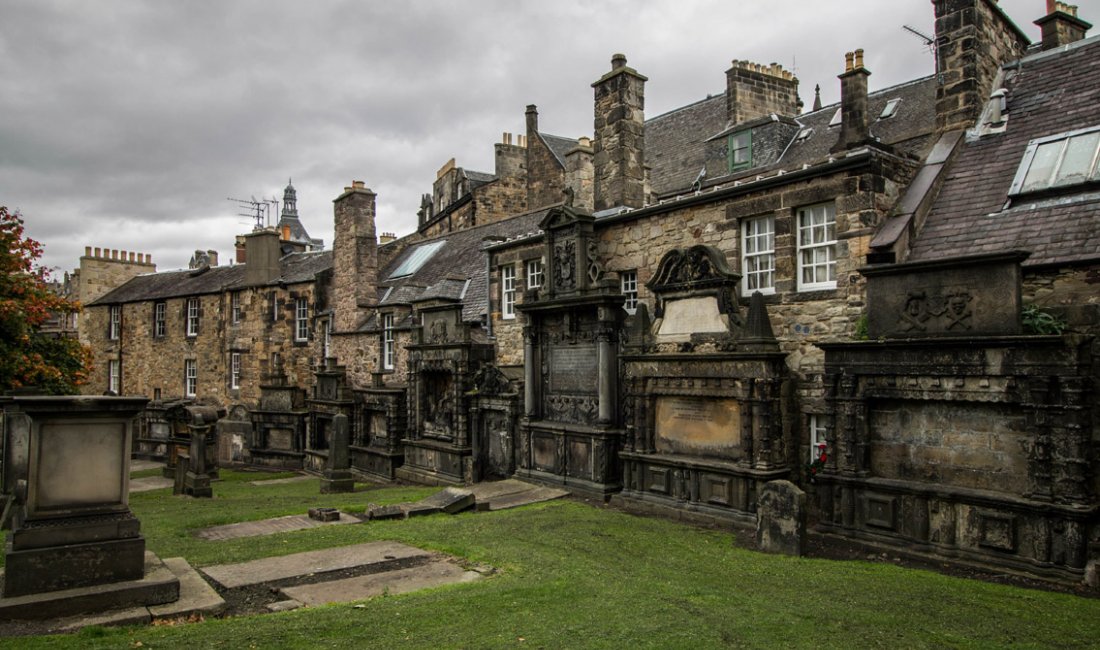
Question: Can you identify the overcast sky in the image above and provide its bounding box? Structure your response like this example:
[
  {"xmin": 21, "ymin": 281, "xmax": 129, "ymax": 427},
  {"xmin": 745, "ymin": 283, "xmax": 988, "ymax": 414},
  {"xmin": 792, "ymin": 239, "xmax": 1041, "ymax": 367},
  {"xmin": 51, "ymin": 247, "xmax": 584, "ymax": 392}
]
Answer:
[{"xmin": 2, "ymin": 0, "xmax": 1047, "ymax": 275}]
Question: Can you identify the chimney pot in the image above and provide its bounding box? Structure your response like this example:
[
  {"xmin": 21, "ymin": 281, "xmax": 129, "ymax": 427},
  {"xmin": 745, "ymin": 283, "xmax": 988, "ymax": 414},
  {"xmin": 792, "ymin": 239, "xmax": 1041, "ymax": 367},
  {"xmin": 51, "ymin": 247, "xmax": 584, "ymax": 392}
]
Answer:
[
  {"xmin": 352, "ymin": 180, "xmax": 365, "ymax": 189},
  {"xmin": 854, "ymin": 48, "xmax": 865, "ymax": 69},
  {"xmin": 128, "ymin": 252, "xmax": 135, "ymax": 261},
  {"xmin": 844, "ymin": 51, "xmax": 854, "ymax": 72},
  {"xmin": 84, "ymin": 246, "xmax": 91, "ymax": 257},
  {"xmin": 94, "ymin": 247, "xmax": 101, "ymax": 257},
  {"xmin": 611, "ymin": 53, "xmax": 627, "ymax": 69}
]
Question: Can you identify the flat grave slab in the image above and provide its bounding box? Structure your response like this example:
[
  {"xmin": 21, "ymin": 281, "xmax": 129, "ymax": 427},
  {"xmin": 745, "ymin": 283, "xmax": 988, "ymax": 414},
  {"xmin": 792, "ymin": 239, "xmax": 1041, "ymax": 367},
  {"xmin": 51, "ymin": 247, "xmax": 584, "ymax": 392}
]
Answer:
[
  {"xmin": 248, "ymin": 475, "xmax": 315, "ymax": 487},
  {"xmin": 200, "ymin": 541, "xmax": 431, "ymax": 589},
  {"xmin": 130, "ymin": 459, "xmax": 163, "ymax": 473},
  {"xmin": 149, "ymin": 557, "xmax": 227, "ymax": 621},
  {"xmin": 279, "ymin": 560, "xmax": 480, "ymax": 606},
  {"xmin": 484, "ymin": 485, "xmax": 569, "ymax": 511},
  {"xmin": 195, "ymin": 513, "xmax": 359, "ymax": 541},
  {"xmin": 129, "ymin": 476, "xmax": 174, "ymax": 493}
]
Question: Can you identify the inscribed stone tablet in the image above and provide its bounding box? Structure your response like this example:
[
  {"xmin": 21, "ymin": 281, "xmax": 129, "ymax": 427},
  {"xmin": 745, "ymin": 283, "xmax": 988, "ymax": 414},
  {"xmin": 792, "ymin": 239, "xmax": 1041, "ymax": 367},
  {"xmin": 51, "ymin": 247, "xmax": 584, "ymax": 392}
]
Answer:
[
  {"xmin": 549, "ymin": 344, "xmax": 597, "ymax": 393},
  {"xmin": 657, "ymin": 297, "xmax": 726, "ymax": 338},
  {"xmin": 655, "ymin": 397, "xmax": 741, "ymax": 457},
  {"xmin": 36, "ymin": 421, "xmax": 126, "ymax": 510}
]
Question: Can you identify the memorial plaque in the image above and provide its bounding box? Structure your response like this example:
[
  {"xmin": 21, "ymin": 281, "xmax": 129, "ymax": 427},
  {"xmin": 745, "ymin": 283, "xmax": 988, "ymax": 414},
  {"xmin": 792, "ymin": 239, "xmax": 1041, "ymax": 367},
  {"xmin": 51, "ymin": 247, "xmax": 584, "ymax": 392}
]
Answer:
[
  {"xmin": 655, "ymin": 397, "xmax": 741, "ymax": 457},
  {"xmin": 267, "ymin": 428, "xmax": 295, "ymax": 451},
  {"xmin": 657, "ymin": 296, "xmax": 726, "ymax": 338},
  {"xmin": 34, "ymin": 420, "xmax": 128, "ymax": 513},
  {"xmin": 549, "ymin": 344, "xmax": 597, "ymax": 393},
  {"xmin": 370, "ymin": 412, "xmax": 388, "ymax": 438}
]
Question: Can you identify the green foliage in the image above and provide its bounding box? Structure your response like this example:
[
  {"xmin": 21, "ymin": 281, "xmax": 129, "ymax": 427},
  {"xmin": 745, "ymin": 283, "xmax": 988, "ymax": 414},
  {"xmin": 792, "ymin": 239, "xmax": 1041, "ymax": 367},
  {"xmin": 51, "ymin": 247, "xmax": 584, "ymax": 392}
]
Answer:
[
  {"xmin": 1022, "ymin": 304, "xmax": 1067, "ymax": 335},
  {"xmin": 5, "ymin": 470, "xmax": 1099, "ymax": 648},
  {"xmin": 854, "ymin": 314, "xmax": 869, "ymax": 340},
  {"xmin": 0, "ymin": 206, "xmax": 92, "ymax": 394}
]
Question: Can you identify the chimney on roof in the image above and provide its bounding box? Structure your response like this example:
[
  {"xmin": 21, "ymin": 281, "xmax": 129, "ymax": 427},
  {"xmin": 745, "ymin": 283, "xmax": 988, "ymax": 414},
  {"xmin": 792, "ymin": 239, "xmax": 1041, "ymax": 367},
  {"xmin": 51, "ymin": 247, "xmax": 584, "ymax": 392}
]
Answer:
[
  {"xmin": 207, "ymin": 249, "xmax": 218, "ymax": 267},
  {"xmin": 1035, "ymin": 2, "xmax": 1091, "ymax": 50},
  {"xmin": 725, "ymin": 59, "xmax": 801, "ymax": 126},
  {"xmin": 592, "ymin": 53, "xmax": 647, "ymax": 211},
  {"xmin": 495, "ymin": 129, "xmax": 527, "ymax": 181},
  {"xmin": 379, "ymin": 232, "xmax": 396, "ymax": 245},
  {"xmin": 932, "ymin": 0, "xmax": 1029, "ymax": 132},
  {"xmin": 244, "ymin": 229, "xmax": 280, "ymax": 286},
  {"xmin": 832, "ymin": 49, "xmax": 871, "ymax": 153},
  {"xmin": 332, "ymin": 180, "xmax": 378, "ymax": 333}
]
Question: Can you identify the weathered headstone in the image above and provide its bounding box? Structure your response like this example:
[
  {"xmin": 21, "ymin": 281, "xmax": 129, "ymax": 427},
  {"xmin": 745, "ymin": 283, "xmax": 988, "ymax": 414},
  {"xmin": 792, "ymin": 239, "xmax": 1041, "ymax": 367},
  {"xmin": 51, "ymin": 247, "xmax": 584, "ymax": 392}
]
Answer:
[
  {"xmin": 184, "ymin": 425, "xmax": 212, "ymax": 498},
  {"xmin": 755, "ymin": 480, "xmax": 806, "ymax": 557},
  {"xmin": 320, "ymin": 413, "xmax": 354, "ymax": 494}
]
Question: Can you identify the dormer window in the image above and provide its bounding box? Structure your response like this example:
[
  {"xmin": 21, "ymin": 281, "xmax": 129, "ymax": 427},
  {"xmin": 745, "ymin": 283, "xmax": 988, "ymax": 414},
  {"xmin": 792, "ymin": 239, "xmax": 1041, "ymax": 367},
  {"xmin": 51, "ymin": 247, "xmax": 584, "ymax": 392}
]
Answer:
[
  {"xmin": 1010, "ymin": 125, "xmax": 1100, "ymax": 196},
  {"xmin": 728, "ymin": 130, "xmax": 752, "ymax": 172}
]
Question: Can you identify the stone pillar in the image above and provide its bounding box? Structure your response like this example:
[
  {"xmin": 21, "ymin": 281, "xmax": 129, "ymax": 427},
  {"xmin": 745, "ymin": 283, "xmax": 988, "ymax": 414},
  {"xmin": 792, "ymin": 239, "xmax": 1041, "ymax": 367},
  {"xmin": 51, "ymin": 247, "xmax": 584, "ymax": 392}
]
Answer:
[
  {"xmin": 596, "ymin": 307, "xmax": 616, "ymax": 425},
  {"xmin": 321, "ymin": 413, "xmax": 354, "ymax": 494},
  {"xmin": 523, "ymin": 323, "xmax": 538, "ymax": 418},
  {"xmin": 592, "ymin": 54, "xmax": 647, "ymax": 211}
]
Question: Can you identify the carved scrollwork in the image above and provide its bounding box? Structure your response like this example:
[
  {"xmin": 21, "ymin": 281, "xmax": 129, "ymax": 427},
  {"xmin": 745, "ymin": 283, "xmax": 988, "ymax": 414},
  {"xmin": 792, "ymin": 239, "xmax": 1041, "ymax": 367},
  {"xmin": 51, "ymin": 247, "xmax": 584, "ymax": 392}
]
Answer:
[
  {"xmin": 554, "ymin": 239, "xmax": 576, "ymax": 291},
  {"xmin": 898, "ymin": 289, "xmax": 974, "ymax": 332}
]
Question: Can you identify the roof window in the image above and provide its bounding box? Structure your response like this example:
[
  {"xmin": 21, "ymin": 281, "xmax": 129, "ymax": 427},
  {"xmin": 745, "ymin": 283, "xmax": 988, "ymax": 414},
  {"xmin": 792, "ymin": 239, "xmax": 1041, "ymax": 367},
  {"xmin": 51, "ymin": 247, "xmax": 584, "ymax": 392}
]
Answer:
[
  {"xmin": 829, "ymin": 108, "xmax": 842, "ymax": 127},
  {"xmin": 796, "ymin": 127, "xmax": 813, "ymax": 141},
  {"xmin": 1009, "ymin": 125, "xmax": 1100, "ymax": 196},
  {"xmin": 879, "ymin": 98, "xmax": 901, "ymax": 119},
  {"xmin": 389, "ymin": 240, "xmax": 447, "ymax": 279}
]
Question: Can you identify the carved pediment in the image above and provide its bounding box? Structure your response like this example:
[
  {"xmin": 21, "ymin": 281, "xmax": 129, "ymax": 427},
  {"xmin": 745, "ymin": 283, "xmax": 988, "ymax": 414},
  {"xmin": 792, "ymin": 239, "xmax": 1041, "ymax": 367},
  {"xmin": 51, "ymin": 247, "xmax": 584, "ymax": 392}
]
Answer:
[
  {"xmin": 649, "ymin": 245, "xmax": 739, "ymax": 293},
  {"xmin": 472, "ymin": 364, "xmax": 515, "ymax": 395}
]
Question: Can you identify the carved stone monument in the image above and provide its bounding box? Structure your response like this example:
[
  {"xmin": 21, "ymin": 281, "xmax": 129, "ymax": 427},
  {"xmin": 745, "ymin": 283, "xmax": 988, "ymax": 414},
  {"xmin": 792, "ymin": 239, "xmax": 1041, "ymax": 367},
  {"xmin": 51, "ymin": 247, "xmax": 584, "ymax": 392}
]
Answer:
[
  {"xmin": 756, "ymin": 480, "xmax": 806, "ymax": 556},
  {"xmin": 0, "ymin": 396, "xmax": 179, "ymax": 615},
  {"xmin": 321, "ymin": 413, "xmax": 355, "ymax": 493},
  {"xmin": 616, "ymin": 246, "xmax": 791, "ymax": 524}
]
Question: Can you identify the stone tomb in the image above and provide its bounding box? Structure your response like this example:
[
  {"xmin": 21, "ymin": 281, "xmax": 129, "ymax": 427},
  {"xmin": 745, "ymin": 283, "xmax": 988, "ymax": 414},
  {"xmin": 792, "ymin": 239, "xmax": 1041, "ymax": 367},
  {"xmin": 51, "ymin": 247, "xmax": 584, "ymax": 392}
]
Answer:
[
  {"xmin": 817, "ymin": 252, "xmax": 1097, "ymax": 582},
  {"xmin": 616, "ymin": 245, "xmax": 792, "ymax": 523},
  {"xmin": 0, "ymin": 396, "xmax": 179, "ymax": 613},
  {"xmin": 351, "ymin": 373, "xmax": 407, "ymax": 482},
  {"xmin": 305, "ymin": 358, "xmax": 357, "ymax": 475},
  {"xmin": 516, "ymin": 205, "xmax": 625, "ymax": 497},
  {"xmin": 247, "ymin": 365, "xmax": 308, "ymax": 470},
  {"xmin": 398, "ymin": 300, "xmax": 494, "ymax": 485}
]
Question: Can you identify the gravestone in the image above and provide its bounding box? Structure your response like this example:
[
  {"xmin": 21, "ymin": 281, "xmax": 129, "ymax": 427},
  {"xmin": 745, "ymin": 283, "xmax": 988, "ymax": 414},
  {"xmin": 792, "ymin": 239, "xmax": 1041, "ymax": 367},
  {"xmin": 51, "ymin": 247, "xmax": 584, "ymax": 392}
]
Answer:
[
  {"xmin": 320, "ymin": 413, "xmax": 354, "ymax": 494},
  {"xmin": 183, "ymin": 427, "xmax": 212, "ymax": 498},
  {"xmin": 755, "ymin": 480, "xmax": 806, "ymax": 556}
]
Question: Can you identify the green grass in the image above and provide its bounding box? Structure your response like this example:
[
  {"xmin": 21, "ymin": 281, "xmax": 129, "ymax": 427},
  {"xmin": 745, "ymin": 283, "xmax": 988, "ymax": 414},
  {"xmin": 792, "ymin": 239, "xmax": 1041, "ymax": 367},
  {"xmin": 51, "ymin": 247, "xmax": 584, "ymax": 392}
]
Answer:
[{"xmin": 5, "ymin": 470, "xmax": 1100, "ymax": 649}]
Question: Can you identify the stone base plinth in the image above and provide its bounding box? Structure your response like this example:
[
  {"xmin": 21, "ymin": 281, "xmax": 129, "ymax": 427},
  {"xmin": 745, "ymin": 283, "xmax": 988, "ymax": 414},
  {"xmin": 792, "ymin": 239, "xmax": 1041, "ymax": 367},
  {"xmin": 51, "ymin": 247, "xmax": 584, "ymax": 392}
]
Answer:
[
  {"xmin": 0, "ymin": 551, "xmax": 179, "ymax": 620},
  {"xmin": 320, "ymin": 470, "xmax": 355, "ymax": 494},
  {"xmin": 4, "ymin": 535, "xmax": 146, "ymax": 598}
]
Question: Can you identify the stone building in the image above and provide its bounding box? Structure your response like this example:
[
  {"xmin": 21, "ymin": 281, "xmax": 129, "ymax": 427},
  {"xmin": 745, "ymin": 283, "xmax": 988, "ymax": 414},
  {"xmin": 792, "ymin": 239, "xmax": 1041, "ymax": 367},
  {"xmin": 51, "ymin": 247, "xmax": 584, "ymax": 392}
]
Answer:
[{"xmin": 78, "ymin": 0, "xmax": 1100, "ymax": 585}]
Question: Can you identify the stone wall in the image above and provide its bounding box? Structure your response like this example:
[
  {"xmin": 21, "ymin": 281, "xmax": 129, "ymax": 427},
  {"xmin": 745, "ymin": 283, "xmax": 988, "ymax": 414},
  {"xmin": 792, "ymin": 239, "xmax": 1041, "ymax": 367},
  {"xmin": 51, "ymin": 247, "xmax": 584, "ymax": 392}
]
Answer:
[
  {"xmin": 725, "ymin": 60, "xmax": 800, "ymax": 125},
  {"xmin": 76, "ymin": 249, "xmax": 155, "ymax": 345},
  {"xmin": 527, "ymin": 135, "xmax": 566, "ymax": 210}
]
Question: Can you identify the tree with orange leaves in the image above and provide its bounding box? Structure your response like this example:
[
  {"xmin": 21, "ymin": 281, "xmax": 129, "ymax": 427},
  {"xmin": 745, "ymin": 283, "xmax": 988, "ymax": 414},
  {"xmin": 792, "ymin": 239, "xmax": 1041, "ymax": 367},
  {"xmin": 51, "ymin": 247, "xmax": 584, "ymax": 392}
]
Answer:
[{"xmin": 0, "ymin": 206, "xmax": 92, "ymax": 394}]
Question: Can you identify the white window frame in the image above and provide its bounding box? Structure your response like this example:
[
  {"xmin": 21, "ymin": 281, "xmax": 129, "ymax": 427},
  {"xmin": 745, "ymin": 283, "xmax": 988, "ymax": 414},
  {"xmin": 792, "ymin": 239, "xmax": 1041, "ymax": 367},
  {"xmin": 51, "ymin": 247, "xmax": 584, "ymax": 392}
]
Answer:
[
  {"xmin": 295, "ymin": 297, "xmax": 309, "ymax": 342},
  {"xmin": 108, "ymin": 305, "xmax": 120, "ymax": 340},
  {"xmin": 809, "ymin": 415, "xmax": 827, "ymax": 463},
  {"xmin": 621, "ymin": 271, "xmax": 638, "ymax": 314},
  {"xmin": 153, "ymin": 302, "xmax": 166, "ymax": 338},
  {"xmin": 741, "ymin": 215, "xmax": 775, "ymax": 296},
  {"xmin": 382, "ymin": 313, "xmax": 395, "ymax": 370},
  {"xmin": 1009, "ymin": 124, "xmax": 1100, "ymax": 196},
  {"xmin": 501, "ymin": 265, "xmax": 516, "ymax": 320},
  {"xmin": 186, "ymin": 298, "xmax": 200, "ymax": 337},
  {"xmin": 108, "ymin": 359, "xmax": 120, "ymax": 394},
  {"xmin": 526, "ymin": 259, "xmax": 543, "ymax": 289},
  {"xmin": 230, "ymin": 291, "xmax": 241, "ymax": 324},
  {"xmin": 230, "ymin": 352, "xmax": 241, "ymax": 390},
  {"xmin": 271, "ymin": 292, "xmax": 279, "ymax": 322},
  {"xmin": 322, "ymin": 318, "xmax": 332, "ymax": 359},
  {"xmin": 184, "ymin": 359, "xmax": 197, "ymax": 397},
  {"xmin": 796, "ymin": 202, "xmax": 837, "ymax": 291}
]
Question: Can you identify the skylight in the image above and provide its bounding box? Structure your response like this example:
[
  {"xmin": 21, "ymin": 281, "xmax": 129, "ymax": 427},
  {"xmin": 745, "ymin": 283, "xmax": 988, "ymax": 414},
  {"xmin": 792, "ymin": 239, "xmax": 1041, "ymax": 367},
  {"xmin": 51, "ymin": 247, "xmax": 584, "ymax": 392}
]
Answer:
[
  {"xmin": 879, "ymin": 98, "xmax": 901, "ymax": 119},
  {"xmin": 1009, "ymin": 125, "xmax": 1100, "ymax": 196},
  {"xmin": 388, "ymin": 240, "xmax": 447, "ymax": 279},
  {"xmin": 829, "ymin": 108, "xmax": 842, "ymax": 127}
]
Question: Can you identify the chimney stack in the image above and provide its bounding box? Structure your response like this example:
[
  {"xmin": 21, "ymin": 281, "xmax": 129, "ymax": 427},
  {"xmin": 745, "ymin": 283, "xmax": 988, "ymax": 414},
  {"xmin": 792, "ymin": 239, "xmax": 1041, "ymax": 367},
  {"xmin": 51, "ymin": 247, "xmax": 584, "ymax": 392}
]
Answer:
[
  {"xmin": 725, "ymin": 60, "xmax": 801, "ymax": 125},
  {"xmin": 244, "ymin": 230, "xmax": 280, "ymax": 285},
  {"xmin": 1035, "ymin": 2, "xmax": 1091, "ymax": 50},
  {"xmin": 332, "ymin": 181, "xmax": 378, "ymax": 333},
  {"xmin": 832, "ymin": 49, "xmax": 871, "ymax": 153},
  {"xmin": 592, "ymin": 54, "xmax": 647, "ymax": 211}
]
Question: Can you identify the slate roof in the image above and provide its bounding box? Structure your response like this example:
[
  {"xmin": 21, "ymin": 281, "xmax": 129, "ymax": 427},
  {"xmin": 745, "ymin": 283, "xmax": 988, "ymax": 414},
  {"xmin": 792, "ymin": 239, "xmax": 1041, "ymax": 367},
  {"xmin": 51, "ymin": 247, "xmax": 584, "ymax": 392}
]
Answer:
[
  {"xmin": 909, "ymin": 36, "xmax": 1100, "ymax": 267},
  {"xmin": 372, "ymin": 208, "xmax": 549, "ymax": 324},
  {"xmin": 644, "ymin": 76, "xmax": 939, "ymax": 197},
  {"xmin": 90, "ymin": 250, "xmax": 333, "ymax": 306},
  {"xmin": 539, "ymin": 133, "xmax": 580, "ymax": 166}
]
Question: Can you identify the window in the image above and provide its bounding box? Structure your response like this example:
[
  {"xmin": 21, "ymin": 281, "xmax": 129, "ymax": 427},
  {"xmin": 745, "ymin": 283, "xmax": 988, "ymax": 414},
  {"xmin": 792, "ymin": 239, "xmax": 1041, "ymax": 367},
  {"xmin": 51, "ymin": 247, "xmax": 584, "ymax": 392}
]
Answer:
[
  {"xmin": 501, "ymin": 265, "xmax": 516, "ymax": 319},
  {"xmin": 621, "ymin": 271, "xmax": 638, "ymax": 314},
  {"xmin": 295, "ymin": 297, "xmax": 309, "ymax": 342},
  {"xmin": 879, "ymin": 98, "xmax": 901, "ymax": 120},
  {"xmin": 322, "ymin": 319, "xmax": 332, "ymax": 359},
  {"xmin": 1010, "ymin": 125, "xmax": 1100, "ymax": 195},
  {"xmin": 742, "ymin": 216, "xmax": 775, "ymax": 295},
  {"xmin": 382, "ymin": 313, "xmax": 395, "ymax": 370},
  {"xmin": 526, "ymin": 259, "xmax": 543, "ymax": 289},
  {"xmin": 797, "ymin": 203, "xmax": 837, "ymax": 291},
  {"xmin": 108, "ymin": 305, "xmax": 121, "ymax": 340},
  {"xmin": 153, "ymin": 302, "xmax": 166, "ymax": 338},
  {"xmin": 184, "ymin": 359, "xmax": 197, "ymax": 397},
  {"xmin": 270, "ymin": 292, "xmax": 279, "ymax": 322},
  {"xmin": 809, "ymin": 415, "xmax": 827, "ymax": 463},
  {"xmin": 389, "ymin": 240, "xmax": 447, "ymax": 279},
  {"xmin": 728, "ymin": 130, "xmax": 752, "ymax": 172},
  {"xmin": 231, "ymin": 291, "xmax": 241, "ymax": 324},
  {"xmin": 107, "ymin": 359, "xmax": 120, "ymax": 394},
  {"xmin": 230, "ymin": 352, "xmax": 241, "ymax": 390},
  {"xmin": 186, "ymin": 298, "xmax": 199, "ymax": 337}
]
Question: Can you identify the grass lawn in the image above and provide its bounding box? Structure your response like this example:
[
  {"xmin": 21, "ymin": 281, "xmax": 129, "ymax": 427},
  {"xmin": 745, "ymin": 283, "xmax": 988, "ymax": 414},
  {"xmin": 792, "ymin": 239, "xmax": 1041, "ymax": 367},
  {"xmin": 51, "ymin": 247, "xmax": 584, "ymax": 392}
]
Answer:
[{"xmin": 4, "ymin": 469, "xmax": 1099, "ymax": 649}]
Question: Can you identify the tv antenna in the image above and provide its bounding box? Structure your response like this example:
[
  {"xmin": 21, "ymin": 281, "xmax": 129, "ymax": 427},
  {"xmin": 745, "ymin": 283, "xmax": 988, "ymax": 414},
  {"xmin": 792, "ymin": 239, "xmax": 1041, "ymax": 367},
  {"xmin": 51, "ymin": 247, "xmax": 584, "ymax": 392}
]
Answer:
[
  {"xmin": 902, "ymin": 25, "xmax": 941, "ymax": 82},
  {"xmin": 227, "ymin": 195, "xmax": 280, "ymax": 230}
]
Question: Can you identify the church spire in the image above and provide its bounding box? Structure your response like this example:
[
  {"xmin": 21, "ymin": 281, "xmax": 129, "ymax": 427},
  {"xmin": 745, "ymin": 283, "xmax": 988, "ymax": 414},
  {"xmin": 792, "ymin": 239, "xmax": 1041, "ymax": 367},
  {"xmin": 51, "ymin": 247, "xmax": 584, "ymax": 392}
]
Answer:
[
  {"xmin": 282, "ymin": 178, "xmax": 298, "ymax": 218},
  {"xmin": 812, "ymin": 84, "xmax": 822, "ymax": 112}
]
